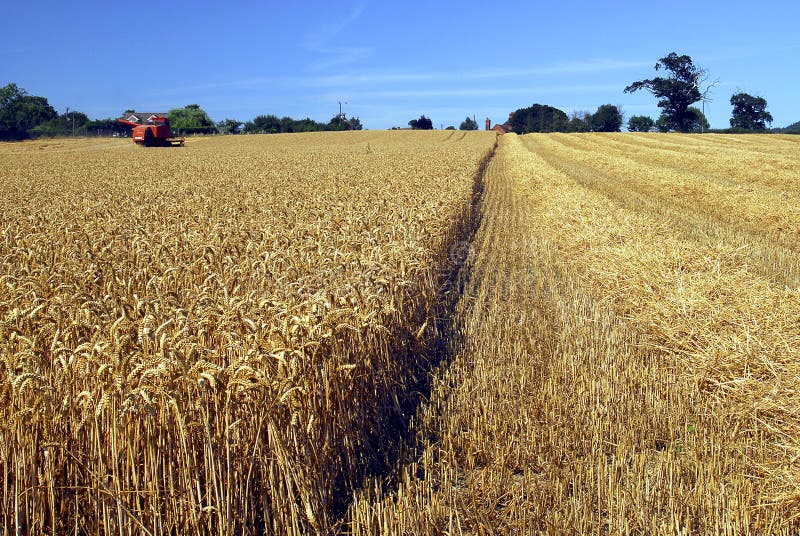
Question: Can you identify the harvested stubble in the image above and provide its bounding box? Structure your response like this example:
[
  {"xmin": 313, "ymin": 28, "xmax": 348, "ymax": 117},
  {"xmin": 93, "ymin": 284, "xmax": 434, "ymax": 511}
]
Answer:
[
  {"xmin": 348, "ymin": 133, "xmax": 800, "ymax": 534},
  {"xmin": 0, "ymin": 131, "xmax": 496, "ymax": 534},
  {"xmin": 522, "ymin": 135, "xmax": 800, "ymax": 297}
]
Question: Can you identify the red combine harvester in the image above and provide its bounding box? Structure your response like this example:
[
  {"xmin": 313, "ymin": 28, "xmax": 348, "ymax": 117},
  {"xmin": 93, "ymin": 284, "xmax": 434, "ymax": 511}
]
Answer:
[{"xmin": 118, "ymin": 116, "xmax": 185, "ymax": 147}]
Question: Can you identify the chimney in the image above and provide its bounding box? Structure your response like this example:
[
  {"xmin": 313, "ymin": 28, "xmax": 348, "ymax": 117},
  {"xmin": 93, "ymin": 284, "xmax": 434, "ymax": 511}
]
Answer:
[{"xmin": 485, "ymin": 117, "xmax": 491, "ymax": 131}]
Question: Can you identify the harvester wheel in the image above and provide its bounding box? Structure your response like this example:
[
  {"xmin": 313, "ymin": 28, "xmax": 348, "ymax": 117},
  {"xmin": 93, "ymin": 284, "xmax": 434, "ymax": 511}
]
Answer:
[{"xmin": 143, "ymin": 128, "xmax": 154, "ymax": 147}]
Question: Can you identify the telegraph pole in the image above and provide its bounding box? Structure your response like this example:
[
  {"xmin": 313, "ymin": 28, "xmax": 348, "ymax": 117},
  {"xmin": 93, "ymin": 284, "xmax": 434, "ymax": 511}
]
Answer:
[{"xmin": 66, "ymin": 107, "xmax": 75, "ymax": 136}]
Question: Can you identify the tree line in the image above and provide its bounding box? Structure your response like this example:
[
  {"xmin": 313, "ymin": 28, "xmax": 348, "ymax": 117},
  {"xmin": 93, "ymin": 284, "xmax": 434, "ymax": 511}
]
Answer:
[
  {"xmin": 407, "ymin": 52, "xmax": 783, "ymax": 135},
  {"xmin": 0, "ymin": 83, "xmax": 363, "ymax": 140},
  {"xmin": 491, "ymin": 53, "xmax": 779, "ymax": 134},
  {"xmin": 234, "ymin": 114, "xmax": 362, "ymax": 135},
  {"xmin": 150, "ymin": 106, "xmax": 363, "ymax": 136},
  {"xmin": 402, "ymin": 52, "xmax": 779, "ymax": 135},
  {"xmin": 503, "ymin": 103, "xmax": 625, "ymax": 134},
  {"xmin": 0, "ymin": 83, "xmax": 130, "ymax": 139},
  {"xmin": 1, "ymin": 56, "xmax": 793, "ymax": 139},
  {"xmin": 403, "ymin": 110, "xmax": 626, "ymax": 133}
]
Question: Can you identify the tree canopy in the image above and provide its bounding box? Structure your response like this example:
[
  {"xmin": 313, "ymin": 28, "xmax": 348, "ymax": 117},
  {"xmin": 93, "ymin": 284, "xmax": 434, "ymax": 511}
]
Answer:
[
  {"xmin": 628, "ymin": 115, "xmax": 655, "ymax": 132},
  {"xmin": 241, "ymin": 114, "xmax": 362, "ymax": 134},
  {"xmin": 30, "ymin": 111, "xmax": 90, "ymax": 137},
  {"xmin": 409, "ymin": 115, "xmax": 433, "ymax": 130},
  {"xmin": 328, "ymin": 115, "xmax": 363, "ymax": 131},
  {"xmin": 590, "ymin": 104, "xmax": 623, "ymax": 132},
  {"xmin": 567, "ymin": 111, "xmax": 591, "ymax": 133},
  {"xmin": 216, "ymin": 118, "xmax": 243, "ymax": 135},
  {"xmin": 459, "ymin": 116, "xmax": 478, "ymax": 130},
  {"xmin": 168, "ymin": 104, "xmax": 217, "ymax": 134},
  {"xmin": 0, "ymin": 83, "xmax": 58, "ymax": 139},
  {"xmin": 655, "ymin": 107, "xmax": 708, "ymax": 133},
  {"xmin": 729, "ymin": 92, "xmax": 773, "ymax": 131},
  {"xmin": 777, "ymin": 120, "xmax": 800, "ymax": 134},
  {"xmin": 624, "ymin": 53, "xmax": 705, "ymax": 133},
  {"xmin": 510, "ymin": 104, "xmax": 568, "ymax": 133},
  {"xmin": 244, "ymin": 114, "xmax": 282, "ymax": 134}
]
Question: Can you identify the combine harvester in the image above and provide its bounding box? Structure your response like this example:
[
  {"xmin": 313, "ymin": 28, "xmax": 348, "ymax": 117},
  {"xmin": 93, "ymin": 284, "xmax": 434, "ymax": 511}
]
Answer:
[{"xmin": 118, "ymin": 115, "xmax": 185, "ymax": 147}]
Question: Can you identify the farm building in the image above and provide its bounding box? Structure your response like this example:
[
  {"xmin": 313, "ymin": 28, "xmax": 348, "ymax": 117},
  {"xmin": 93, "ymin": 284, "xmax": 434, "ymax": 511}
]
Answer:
[{"xmin": 486, "ymin": 114, "xmax": 513, "ymax": 134}]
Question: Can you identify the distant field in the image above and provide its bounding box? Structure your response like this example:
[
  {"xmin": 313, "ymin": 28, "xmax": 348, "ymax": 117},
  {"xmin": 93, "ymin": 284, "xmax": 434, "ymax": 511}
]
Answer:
[{"xmin": 2, "ymin": 132, "xmax": 799, "ymax": 534}]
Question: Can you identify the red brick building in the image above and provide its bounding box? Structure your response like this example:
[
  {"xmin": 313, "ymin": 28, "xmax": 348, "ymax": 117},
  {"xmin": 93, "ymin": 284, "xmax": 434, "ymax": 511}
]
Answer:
[{"xmin": 485, "ymin": 114, "xmax": 513, "ymax": 134}]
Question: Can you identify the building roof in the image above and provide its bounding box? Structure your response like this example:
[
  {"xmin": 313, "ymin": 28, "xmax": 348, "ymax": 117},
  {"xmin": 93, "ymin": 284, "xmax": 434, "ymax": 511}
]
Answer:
[
  {"xmin": 492, "ymin": 122, "xmax": 512, "ymax": 134},
  {"xmin": 122, "ymin": 112, "xmax": 167, "ymax": 124}
]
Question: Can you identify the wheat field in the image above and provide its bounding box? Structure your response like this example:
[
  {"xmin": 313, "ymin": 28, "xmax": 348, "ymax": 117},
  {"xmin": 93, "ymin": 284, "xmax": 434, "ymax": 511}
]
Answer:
[
  {"xmin": 1, "ymin": 131, "xmax": 799, "ymax": 534},
  {"xmin": 0, "ymin": 131, "xmax": 496, "ymax": 534}
]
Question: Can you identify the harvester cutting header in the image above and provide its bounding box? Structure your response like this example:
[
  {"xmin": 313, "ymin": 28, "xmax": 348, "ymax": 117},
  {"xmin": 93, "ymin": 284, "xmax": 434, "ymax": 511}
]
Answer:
[{"xmin": 118, "ymin": 112, "xmax": 184, "ymax": 147}]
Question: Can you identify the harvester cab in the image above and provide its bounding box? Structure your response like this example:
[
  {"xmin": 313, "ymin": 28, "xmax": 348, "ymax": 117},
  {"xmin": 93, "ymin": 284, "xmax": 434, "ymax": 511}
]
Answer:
[{"xmin": 118, "ymin": 116, "xmax": 185, "ymax": 147}]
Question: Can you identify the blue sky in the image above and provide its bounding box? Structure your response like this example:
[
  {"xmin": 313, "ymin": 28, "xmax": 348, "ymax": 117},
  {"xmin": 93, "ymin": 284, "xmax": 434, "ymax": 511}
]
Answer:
[{"xmin": 2, "ymin": 1, "xmax": 798, "ymax": 129}]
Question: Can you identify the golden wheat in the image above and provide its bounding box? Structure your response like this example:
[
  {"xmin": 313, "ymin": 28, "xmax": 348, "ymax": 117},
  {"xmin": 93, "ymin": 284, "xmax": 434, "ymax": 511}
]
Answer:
[{"xmin": 0, "ymin": 131, "xmax": 496, "ymax": 534}]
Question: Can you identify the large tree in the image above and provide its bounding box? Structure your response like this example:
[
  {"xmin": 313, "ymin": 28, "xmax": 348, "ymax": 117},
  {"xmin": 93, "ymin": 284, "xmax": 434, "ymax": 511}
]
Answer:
[
  {"xmin": 729, "ymin": 92, "xmax": 773, "ymax": 131},
  {"xmin": 628, "ymin": 115, "xmax": 655, "ymax": 132},
  {"xmin": 590, "ymin": 104, "xmax": 623, "ymax": 132},
  {"xmin": 345, "ymin": 117, "xmax": 363, "ymax": 130},
  {"xmin": 168, "ymin": 104, "xmax": 216, "ymax": 134},
  {"xmin": 409, "ymin": 115, "xmax": 433, "ymax": 130},
  {"xmin": 459, "ymin": 116, "xmax": 478, "ymax": 130},
  {"xmin": 510, "ymin": 104, "xmax": 568, "ymax": 133},
  {"xmin": 280, "ymin": 116, "xmax": 296, "ymax": 133},
  {"xmin": 624, "ymin": 53, "xmax": 706, "ymax": 133},
  {"xmin": 0, "ymin": 83, "xmax": 58, "ymax": 139}
]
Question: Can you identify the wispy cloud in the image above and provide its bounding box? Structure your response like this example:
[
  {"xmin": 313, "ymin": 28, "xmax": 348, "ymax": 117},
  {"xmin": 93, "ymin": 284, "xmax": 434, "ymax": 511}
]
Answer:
[
  {"xmin": 478, "ymin": 58, "xmax": 652, "ymax": 78},
  {"xmin": 303, "ymin": 45, "xmax": 373, "ymax": 72},
  {"xmin": 302, "ymin": 3, "xmax": 366, "ymax": 46},
  {"xmin": 301, "ymin": 58, "xmax": 651, "ymax": 87},
  {"xmin": 159, "ymin": 77, "xmax": 281, "ymax": 95},
  {"xmin": 328, "ymin": 83, "xmax": 624, "ymax": 101},
  {"xmin": 301, "ymin": 3, "xmax": 372, "ymax": 71},
  {"xmin": 161, "ymin": 57, "xmax": 647, "ymax": 96}
]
